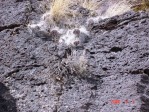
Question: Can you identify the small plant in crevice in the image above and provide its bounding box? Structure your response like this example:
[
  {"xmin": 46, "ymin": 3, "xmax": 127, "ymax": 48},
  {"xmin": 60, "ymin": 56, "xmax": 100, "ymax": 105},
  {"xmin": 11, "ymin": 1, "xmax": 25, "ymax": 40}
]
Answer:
[
  {"xmin": 60, "ymin": 50, "xmax": 88, "ymax": 77},
  {"xmin": 72, "ymin": 54, "xmax": 88, "ymax": 75},
  {"xmin": 51, "ymin": 51, "xmax": 88, "ymax": 89}
]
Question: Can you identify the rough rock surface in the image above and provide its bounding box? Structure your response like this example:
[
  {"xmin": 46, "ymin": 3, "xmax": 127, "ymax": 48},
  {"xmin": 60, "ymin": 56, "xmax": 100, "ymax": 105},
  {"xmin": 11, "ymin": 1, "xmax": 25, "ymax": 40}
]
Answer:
[{"xmin": 0, "ymin": 0, "xmax": 149, "ymax": 112}]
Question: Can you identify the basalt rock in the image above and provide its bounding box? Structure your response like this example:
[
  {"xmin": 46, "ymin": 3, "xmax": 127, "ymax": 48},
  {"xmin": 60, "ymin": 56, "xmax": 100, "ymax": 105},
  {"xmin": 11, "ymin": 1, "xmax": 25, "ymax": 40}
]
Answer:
[{"xmin": 0, "ymin": 0, "xmax": 149, "ymax": 112}]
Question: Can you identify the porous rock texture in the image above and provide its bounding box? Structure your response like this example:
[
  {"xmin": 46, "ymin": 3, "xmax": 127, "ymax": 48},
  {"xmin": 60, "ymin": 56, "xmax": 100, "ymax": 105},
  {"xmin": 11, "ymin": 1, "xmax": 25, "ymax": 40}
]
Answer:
[{"xmin": 0, "ymin": 0, "xmax": 149, "ymax": 112}]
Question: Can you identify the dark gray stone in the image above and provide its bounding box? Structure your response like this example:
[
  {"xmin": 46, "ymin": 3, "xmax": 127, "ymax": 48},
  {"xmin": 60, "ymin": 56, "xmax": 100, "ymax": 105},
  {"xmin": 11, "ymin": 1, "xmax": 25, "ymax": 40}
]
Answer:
[
  {"xmin": 141, "ymin": 75, "xmax": 149, "ymax": 84},
  {"xmin": 137, "ymin": 83, "xmax": 146, "ymax": 94},
  {"xmin": 0, "ymin": 82, "xmax": 17, "ymax": 112},
  {"xmin": 146, "ymin": 89, "xmax": 149, "ymax": 96},
  {"xmin": 0, "ymin": 0, "xmax": 149, "ymax": 112}
]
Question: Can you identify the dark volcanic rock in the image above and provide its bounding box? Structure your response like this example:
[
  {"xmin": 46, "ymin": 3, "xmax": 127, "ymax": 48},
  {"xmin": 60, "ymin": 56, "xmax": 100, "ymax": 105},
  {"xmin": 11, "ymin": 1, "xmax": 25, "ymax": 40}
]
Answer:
[
  {"xmin": 0, "ymin": 0, "xmax": 149, "ymax": 112},
  {"xmin": 0, "ymin": 82, "xmax": 17, "ymax": 112}
]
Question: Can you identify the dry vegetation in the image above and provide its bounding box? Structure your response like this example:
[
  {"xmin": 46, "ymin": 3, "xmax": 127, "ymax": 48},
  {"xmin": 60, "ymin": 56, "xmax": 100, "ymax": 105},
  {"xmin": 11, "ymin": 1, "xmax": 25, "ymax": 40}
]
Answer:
[
  {"xmin": 37, "ymin": 0, "xmax": 149, "ymax": 28},
  {"xmin": 64, "ymin": 50, "xmax": 88, "ymax": 76},
  {"xmin": 73, "ymin": 55, "xmax": 88, "ymax": 75},
  {"xmin": 79, "ymin": 55, "xmax": 88, "ymax": 73},
  {"xmin": 131, "ymin": 0, "xmax": 149, "ymax": 11},
  {"xmin": 81, "ymin": 0, "xmax": 99, "ymax": 11},
  {"xmin": 79, "ymin": 0, "xmax": 100, "ymax": 16},
  {"xmin": 49, "ymin": 0, "xmax": 100, "ymax": 24},
  {"xmin": 49, "ymin": 0, "xmax": 73, "ymax": 23},
  {"xmin": 102, "ymin": 1, "xmax": 131, "ymax": 18},
  {"xmin": 78, "ymin": 0, "xmax": 100, "ymax": 16},
  {"xmin": 29, "ymin": 0, "xmax": 149, "ymax": 77}
]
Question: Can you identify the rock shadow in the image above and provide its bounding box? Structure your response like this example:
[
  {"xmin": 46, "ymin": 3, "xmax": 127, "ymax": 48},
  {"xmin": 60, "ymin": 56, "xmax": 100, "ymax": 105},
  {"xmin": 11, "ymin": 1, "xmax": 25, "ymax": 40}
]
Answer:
[{"xmin": 0, "ymin": 82, "xmax": 17, "ymax": 112}]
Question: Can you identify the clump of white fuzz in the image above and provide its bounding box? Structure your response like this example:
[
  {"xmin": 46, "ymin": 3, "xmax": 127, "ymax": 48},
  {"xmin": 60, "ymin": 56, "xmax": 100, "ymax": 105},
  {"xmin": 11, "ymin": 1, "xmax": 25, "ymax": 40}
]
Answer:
[{"xmin": 59, "ymin": 26, "xmax": 90, "ymax": 46}]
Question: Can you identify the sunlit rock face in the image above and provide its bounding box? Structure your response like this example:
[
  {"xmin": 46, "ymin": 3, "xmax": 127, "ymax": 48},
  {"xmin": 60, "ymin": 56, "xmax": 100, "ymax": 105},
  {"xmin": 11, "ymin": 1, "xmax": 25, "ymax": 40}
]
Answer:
[{"xmin": 0, "ymin": 0, "xmax": 149, "ymax": 112}]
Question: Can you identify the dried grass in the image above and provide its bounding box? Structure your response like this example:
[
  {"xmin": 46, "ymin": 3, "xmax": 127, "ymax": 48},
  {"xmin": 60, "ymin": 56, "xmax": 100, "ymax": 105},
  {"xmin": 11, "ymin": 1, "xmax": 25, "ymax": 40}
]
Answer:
[
  {"xmin": 49, "ymin": 0, "xmax": 74, "ymax": 23},
  {"xmin": 103, "ymin": 1, "xmax": 131, "ymax": 18},
  {"xmin": 65, "ymin": 50, "xmax": 88, "ymax": 75},
  {"xmin": 80, "ymin": 0, "xmax": 99, "ymax": 11},
  {"xmin": 131, "ymin": 0, "xmax": 149, "ymax": 11}
]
